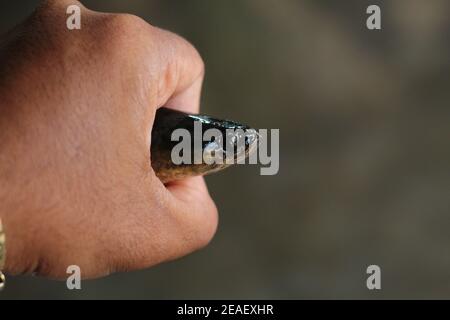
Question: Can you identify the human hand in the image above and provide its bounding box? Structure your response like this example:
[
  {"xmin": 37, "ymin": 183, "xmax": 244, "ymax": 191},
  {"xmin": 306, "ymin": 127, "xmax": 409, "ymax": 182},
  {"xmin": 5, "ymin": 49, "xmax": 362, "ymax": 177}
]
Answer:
[{"xmin": 0, "ymin": 0, "xmax": 218, "ymax": 279}]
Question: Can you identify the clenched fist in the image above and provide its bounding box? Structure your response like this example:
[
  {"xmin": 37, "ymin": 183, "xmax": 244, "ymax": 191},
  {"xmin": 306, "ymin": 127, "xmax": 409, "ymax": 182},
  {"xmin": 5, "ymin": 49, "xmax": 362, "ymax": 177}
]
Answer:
[{"xmin": 0, "ymin": 0, "xmax": 218, "ymax": 279}]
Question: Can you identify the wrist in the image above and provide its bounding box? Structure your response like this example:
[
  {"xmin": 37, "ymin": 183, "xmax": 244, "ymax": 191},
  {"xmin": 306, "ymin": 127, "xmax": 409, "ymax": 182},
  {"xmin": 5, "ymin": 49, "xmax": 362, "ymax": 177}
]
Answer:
[{"xmin": 0, "ymin": 218, "xmax": 6, "ymax": 289}]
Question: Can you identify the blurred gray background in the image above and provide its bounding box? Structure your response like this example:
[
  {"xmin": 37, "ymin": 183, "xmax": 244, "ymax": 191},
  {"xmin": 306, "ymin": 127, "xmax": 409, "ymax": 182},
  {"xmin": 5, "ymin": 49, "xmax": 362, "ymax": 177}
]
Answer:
[{"xmin": 1, "ymin": 0, "xmax": 449, "ymax": 299}]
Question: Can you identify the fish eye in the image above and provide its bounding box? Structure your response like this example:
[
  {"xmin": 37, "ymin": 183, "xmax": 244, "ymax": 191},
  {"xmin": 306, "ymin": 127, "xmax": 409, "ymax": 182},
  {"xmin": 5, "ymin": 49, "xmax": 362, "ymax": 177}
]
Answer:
[{"xmin": 244, "ymin": 129, "xmax": 258, "ymax": 146}]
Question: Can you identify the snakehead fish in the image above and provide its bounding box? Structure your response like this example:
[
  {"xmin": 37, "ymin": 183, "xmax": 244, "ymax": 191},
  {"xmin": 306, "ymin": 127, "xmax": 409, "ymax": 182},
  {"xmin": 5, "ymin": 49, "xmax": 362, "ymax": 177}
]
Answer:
[{"xmin": 151, "ymin": 107, "xmax": 258, "ymax": 183}]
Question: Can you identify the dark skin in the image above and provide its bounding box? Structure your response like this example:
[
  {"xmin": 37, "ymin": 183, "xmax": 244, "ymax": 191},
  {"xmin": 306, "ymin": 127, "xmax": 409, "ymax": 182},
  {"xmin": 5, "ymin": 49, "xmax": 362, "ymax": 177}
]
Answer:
[{"xmin": 0, "ymin": 0, "xmax": 218, "ymax": 279}]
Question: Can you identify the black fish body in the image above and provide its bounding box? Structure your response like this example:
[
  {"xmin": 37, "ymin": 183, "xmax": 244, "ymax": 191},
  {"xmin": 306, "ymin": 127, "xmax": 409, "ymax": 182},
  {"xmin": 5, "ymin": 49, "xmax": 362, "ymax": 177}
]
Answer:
[{"xmin": 151, "ymin": 107, "xmax": 258, "ymax": 183}]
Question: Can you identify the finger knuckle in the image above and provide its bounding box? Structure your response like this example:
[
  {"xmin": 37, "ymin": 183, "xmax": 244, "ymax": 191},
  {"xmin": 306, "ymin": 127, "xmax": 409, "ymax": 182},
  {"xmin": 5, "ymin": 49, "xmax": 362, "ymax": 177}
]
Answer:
[
  {"xmin": 33, "ymin": 0, "xmax": 83, "ymax": 22},
  {"xmin": 101, "ymin": 13, "xmax": 152, "ymax": 43},
  {"xmin": 195, "ymin": 199, "xmax": 219, "ymax": 248},
  {"xmin": 178, "ymin": 36, "xmax": 205, "ymax": 79},
  {"xmin": 92, "ymin": 14, "xmax": 156, "ymax": 64},
  {"xmin": 173, "ymin": 197, "xmax": 219, "ymax": 251},
  {"xmin": 155, "ymin": 28, "xmax": 205, "ymax": 77}
]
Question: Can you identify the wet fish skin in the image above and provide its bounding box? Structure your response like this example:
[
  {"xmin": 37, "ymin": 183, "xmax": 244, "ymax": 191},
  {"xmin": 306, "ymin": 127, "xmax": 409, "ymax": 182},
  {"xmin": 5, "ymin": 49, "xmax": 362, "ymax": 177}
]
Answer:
[{"xmin": 151, "ymin": 107, "xmax": 258, "ymax": 183}]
